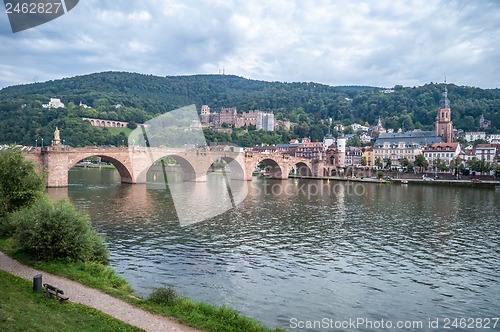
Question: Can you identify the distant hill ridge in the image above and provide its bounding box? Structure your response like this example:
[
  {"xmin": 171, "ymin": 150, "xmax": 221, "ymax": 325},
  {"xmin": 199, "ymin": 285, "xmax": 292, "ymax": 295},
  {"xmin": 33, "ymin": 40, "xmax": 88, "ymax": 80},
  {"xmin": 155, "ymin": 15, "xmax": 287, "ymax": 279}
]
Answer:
[
  {"xmin": 0, "ymin": 71, "xmax": 499, "ymax": 146},
  {"xmin": 0, "ymin": 72, "xmax": 380, "ymax": 112}
]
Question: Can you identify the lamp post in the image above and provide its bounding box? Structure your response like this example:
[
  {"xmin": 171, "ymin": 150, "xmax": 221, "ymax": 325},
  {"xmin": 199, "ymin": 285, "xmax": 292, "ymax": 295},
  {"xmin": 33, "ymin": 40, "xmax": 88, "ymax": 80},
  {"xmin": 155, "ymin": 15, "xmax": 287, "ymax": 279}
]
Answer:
[
  {"xmin": 41, "ymin": 138, "xmax": 44, "ymax": 147},
  {"xmin": 35, "ymin": 139, "xmax": 37, "ymax": 147},
  {"xmin": 63, "ymin": 139, "xmax": 65, "ymax": 147}
]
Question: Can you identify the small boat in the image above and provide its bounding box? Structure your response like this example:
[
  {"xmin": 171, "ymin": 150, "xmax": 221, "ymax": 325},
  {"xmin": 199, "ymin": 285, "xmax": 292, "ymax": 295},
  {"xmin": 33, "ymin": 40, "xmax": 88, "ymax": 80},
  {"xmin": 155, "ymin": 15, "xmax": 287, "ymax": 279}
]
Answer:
[{"xmin": 401, "ymin": 179, "xmax": 408, "ymax": 184}]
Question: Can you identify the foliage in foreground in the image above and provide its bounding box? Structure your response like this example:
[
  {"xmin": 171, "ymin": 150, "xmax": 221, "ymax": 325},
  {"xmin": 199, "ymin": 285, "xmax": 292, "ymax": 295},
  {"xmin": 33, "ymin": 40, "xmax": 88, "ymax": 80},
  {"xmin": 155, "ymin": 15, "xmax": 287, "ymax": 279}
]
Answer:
[
  {"xmin": 9, "ymin": 197, "xmax": 109, "ymax": 263},
  {"xmin": 0, "ymin": 148, "xmax": 109, "ymax": 264},
  {"xmin": 0, "ymin": 147, "xmax": 45, "ymax": 218},
  {"xmin": 0, "ymin": 270, "xmax": 142, "ymax": 332}
]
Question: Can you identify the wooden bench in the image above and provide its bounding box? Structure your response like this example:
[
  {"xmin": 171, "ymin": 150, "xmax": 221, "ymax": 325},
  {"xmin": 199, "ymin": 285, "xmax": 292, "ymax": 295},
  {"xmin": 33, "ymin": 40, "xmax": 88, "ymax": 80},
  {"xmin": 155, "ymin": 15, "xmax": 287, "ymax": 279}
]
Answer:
[{"xmin": 43, "ymin": 283, "xmax": 69, "ymax": 302}]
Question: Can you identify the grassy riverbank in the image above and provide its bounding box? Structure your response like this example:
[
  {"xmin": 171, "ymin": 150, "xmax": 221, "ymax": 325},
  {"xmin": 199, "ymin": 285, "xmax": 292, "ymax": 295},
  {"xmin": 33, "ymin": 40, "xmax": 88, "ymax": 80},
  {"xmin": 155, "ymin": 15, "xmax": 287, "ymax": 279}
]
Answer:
[
  {"xmin": 0, "ymin": 239, "xmax": 285, "ymax": 332},
  {"xmin": 0, "ymin": 270, "xmax": 142, "ymax": 332}
]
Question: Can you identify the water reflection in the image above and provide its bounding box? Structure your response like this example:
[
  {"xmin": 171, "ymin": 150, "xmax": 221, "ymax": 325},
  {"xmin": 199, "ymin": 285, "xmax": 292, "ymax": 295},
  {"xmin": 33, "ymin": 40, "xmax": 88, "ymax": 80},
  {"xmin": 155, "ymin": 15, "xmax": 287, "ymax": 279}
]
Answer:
[
  {"xmin": 49, "ymin": 168, "xmax": 500, "ymax": 331},
  {"xmin": 143, "ymin": 167, "xmax": 249, "ymax": 226}
]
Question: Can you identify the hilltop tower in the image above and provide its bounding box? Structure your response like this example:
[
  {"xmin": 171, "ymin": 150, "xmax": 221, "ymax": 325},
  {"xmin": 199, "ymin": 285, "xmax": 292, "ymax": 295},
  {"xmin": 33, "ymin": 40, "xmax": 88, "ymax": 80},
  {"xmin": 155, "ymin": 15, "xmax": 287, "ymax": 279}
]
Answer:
[{"xmin": 435, "ymin": 82, "xmax": 453, "ymax": 143}]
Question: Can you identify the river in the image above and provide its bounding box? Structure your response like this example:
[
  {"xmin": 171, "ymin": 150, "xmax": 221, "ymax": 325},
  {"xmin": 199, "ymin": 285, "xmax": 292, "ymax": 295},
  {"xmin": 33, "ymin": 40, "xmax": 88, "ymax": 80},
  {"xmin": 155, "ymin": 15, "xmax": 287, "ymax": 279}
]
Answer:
[{"xmin": 48, "ymin": 167, "xmax": 500, "ymax": 331}]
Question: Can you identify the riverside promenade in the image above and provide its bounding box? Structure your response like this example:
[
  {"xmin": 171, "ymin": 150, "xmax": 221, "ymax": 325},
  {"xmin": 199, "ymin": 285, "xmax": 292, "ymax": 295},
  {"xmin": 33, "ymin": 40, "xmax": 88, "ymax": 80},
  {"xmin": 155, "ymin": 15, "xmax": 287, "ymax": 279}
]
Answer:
[{"xmin": 0, "ymin": 252, "xmax": 201, "ymax": 332}]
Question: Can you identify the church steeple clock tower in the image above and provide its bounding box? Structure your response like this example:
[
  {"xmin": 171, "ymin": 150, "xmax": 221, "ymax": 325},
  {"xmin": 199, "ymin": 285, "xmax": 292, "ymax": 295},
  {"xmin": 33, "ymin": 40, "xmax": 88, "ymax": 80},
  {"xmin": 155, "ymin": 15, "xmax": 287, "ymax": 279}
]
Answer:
[{"xmin": 435, "ymin": 81, "xmax": 453, "ymax": 143}]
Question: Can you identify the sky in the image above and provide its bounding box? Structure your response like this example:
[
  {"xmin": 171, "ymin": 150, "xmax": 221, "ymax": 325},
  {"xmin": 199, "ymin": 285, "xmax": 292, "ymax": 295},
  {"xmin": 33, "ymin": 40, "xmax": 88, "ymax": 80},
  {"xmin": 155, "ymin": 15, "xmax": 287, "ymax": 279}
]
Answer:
[{"xmin": 1, "ymin": 0, "xmax": 499, "ymax": 89}]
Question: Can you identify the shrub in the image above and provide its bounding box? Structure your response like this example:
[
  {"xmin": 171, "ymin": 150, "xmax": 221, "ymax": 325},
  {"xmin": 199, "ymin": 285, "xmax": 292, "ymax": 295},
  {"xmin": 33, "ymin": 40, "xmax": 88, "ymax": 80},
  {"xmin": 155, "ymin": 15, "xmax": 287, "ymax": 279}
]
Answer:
[
  {"xmin": 0, "ymin": 147, "xmax": 45, "ymax": 218},
  {"xmin": 11, "ymin": 197, "xmax": 108, "ymax": 263},
  {"xmin": 148, "ymin": 286, "xmax": 179, "ymax": 306},
  {"xmin": 0, "ymin": 213, "xmax": 16, "ymax": 237}
]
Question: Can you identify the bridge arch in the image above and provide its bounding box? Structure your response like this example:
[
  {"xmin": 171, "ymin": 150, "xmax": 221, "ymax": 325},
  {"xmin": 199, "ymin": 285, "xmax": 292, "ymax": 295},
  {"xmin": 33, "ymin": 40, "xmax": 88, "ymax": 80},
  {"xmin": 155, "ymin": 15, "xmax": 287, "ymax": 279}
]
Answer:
[
  {"xmin": 69, "ymin": 154, "xmax": 133, "ymax": 183},
  {"xmin": 136, "ymin": 153, "xmax": 199, "ymax": 183},
  {"xmin": 254, "ymin": 156, "xmax": 285, "ymax": 179},
  {"xmin": 206, "ymin": 155, "xmax": 246, "ymax": 180},
  {"xmin": 289, "ymin": 161, "xmax": 313, "ymax": 177}
]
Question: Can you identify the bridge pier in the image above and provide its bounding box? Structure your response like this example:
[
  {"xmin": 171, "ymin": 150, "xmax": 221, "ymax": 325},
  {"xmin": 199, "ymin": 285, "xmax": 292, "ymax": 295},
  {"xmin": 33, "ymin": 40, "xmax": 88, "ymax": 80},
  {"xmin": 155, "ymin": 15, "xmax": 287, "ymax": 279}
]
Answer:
[
  {"xmin": 43, "ymin": 148, "xmax": 70, "ymax": 187},
  {"xmin": 183, "ymin": 173, "xmax": 207, "ymax": 182}
]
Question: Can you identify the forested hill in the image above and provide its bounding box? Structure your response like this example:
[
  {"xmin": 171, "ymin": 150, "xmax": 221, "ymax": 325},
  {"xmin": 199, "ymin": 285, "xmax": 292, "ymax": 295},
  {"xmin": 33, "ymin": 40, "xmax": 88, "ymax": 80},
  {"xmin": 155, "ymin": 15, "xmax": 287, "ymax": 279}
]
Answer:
[
  {"xmin": 0, "ymin": 71, "xmax": 499, "ymax": 146},
  {"xmin": 0, "ymin": 72, "xmax": 368, "ymax": 119}
]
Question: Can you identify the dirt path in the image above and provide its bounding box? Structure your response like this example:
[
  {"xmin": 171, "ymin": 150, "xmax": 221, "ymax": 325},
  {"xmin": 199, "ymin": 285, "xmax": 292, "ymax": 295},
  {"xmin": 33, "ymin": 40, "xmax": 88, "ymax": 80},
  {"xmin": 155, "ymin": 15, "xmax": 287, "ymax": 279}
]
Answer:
[{"xmin": 0, "ymin": 252, "xmax": 201, "ymax": 332}]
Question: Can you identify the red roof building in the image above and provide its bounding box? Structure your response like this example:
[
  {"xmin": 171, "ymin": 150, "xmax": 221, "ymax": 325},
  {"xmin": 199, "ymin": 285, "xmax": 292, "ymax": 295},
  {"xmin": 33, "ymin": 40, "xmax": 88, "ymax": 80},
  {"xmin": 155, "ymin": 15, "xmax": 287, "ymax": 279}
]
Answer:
[{"xmin": 423, "ymin": 142, "xmax": 461, "ymax": 166}]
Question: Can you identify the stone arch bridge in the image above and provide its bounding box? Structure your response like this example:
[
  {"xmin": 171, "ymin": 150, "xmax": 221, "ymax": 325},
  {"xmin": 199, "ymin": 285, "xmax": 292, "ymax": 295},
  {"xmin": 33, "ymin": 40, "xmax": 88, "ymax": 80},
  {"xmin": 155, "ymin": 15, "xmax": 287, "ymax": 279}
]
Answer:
[{"xmin": 24, "ymin": 146, "xmax": 329, "ymax": 187}]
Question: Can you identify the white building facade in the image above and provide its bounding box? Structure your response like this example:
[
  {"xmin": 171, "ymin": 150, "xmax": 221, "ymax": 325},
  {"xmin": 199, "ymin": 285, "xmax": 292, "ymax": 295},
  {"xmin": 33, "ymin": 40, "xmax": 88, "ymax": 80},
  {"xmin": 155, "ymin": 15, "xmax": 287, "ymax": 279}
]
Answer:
[{"xmin": 423, "ymin": 142, "xmax": 461, "ymax": 166}]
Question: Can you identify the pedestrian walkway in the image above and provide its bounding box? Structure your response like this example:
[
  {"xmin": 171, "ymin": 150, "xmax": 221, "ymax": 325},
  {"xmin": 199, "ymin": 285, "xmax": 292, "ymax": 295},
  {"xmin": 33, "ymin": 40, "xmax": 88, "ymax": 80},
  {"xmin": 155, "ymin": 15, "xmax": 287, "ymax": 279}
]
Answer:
[{"xmin": 0, "ymin": 252, "xmax": 201, "ymax": 332}]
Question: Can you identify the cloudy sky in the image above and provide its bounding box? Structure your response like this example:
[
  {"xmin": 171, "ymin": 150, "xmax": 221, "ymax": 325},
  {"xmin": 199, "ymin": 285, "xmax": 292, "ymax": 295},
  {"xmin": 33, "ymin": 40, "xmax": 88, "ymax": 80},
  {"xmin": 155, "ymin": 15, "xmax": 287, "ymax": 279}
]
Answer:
[{"xmin": 1, "ymin": 0, "xmax": 499, "ymax": 89}]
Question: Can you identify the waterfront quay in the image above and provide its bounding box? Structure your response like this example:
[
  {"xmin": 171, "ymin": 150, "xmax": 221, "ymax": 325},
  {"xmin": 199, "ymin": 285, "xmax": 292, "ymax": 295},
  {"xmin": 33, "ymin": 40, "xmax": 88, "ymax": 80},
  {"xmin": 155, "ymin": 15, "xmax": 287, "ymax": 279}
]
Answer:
[{"xmin": 287, "ymin": 173, "xmax": 500, "ymax": 189}]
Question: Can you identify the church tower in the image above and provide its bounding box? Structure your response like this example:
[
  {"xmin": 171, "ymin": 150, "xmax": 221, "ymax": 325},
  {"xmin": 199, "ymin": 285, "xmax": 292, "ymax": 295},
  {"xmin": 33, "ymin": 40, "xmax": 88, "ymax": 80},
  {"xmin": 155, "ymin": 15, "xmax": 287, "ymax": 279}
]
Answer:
[{"xmin": 435, "ymin": 82, "xmax": 453, "ymax": 143}]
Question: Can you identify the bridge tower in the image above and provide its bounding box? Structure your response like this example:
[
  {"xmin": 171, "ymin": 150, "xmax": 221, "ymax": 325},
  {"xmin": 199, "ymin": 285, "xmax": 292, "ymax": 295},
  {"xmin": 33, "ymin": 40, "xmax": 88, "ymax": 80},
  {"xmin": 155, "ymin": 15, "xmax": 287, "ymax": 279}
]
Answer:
[{"xmin": 336, "ymin": 135, "xmax": 346, "ymax": 168}]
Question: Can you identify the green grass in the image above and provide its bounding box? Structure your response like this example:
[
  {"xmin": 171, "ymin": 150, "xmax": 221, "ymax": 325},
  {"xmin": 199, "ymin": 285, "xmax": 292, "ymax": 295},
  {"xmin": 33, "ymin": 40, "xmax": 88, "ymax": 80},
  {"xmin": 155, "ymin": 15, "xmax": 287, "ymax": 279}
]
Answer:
[
  {"xmin": 0, "ymin": 238, "xmax": 133, "ymax": 301},
  {"xmin": 0, "ymin": 270, "xmax": 143, "ymax": 332},
  {"xmin": 143, "ymin": 296, "xmax": 283, "ymax": 332},
  {"xmin": 102, "ymin": 127, "xmax": 133, "ymax": 136},
  {"xmin": 0, "ymin": 238, "xmax": 286, "ymax": 332}
]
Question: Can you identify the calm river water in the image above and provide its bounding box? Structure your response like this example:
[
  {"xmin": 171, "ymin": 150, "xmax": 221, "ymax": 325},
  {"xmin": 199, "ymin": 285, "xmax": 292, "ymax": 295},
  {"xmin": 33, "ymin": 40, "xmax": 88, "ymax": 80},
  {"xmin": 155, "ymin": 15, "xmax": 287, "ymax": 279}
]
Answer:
[{"xmin": 48, "ymin": 168, "xmax": 499, "ymax": 331}]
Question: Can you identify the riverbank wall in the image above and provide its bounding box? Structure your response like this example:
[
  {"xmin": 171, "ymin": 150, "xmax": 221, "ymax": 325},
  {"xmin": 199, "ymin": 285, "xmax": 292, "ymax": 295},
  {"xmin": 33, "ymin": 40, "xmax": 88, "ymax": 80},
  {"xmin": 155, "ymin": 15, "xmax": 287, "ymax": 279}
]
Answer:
[{"xmin": 287, "ymin": 174, "xmax": 499, "ymax": 189}]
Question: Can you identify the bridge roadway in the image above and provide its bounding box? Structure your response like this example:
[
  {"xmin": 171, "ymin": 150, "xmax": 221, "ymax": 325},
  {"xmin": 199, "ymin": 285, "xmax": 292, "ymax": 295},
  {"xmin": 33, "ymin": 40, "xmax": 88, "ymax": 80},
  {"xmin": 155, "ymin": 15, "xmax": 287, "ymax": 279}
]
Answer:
[{"xmin": 24, "ymin": 146, "xmax": 329, "ymax": 187}]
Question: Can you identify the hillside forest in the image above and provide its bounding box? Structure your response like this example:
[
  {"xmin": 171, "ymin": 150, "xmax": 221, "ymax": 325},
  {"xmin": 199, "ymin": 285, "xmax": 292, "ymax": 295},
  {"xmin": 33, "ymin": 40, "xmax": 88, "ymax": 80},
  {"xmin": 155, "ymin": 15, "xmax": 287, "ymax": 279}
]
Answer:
[{"xmin": 0, "ymin": 72, "xmax": 499, "ymax": 147}]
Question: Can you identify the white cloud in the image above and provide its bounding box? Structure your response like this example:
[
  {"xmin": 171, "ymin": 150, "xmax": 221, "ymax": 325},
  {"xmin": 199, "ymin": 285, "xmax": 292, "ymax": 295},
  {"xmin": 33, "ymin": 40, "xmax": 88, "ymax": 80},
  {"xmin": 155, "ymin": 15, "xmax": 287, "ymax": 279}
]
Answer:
[{"xmin": 0, "ymin": 0, "xmax": 499, "ymax": 89}]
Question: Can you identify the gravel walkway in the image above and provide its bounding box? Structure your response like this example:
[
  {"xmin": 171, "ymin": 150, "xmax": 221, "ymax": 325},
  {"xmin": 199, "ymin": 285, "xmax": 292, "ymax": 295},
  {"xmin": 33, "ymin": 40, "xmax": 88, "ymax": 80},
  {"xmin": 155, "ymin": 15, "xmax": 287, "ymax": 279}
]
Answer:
[{"xmin": 0, "ymin": 252, "xmax": 201, "ymax": 332}]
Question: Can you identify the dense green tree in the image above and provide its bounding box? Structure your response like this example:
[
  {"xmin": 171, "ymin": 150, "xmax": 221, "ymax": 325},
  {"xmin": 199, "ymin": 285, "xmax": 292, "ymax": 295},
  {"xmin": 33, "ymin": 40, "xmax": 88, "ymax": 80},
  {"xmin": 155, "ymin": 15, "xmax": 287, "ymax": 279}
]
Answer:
[
  {"xmin": 400, "ymin": 157, "xmax": 410, "ymax": 169},
  {"xmin": 343, "ymin": 126, "xmax": 355, "ymax": 134},
  {"xmin": 414, "ymin": 154, "xmax": 428, "ymax": 173},
  {"xmin": 450, "ymin": 157, "xmax": 463, "ymax": 176},
  {"xmin": 433, "ymin": 157, "xmax": 449, "ymax": 171},
  {"xmin": 348, "ymin": 135, "xmax": 362, "ymax": 147},
  {"xmin": 0, "ymin": 148, "xmax": 109, "ymax": 263},
  {"xmin": 469, "ymin": 157, "xmax": 491, "ymax": 174},
  {"xmin": 0, "ymin": 147, "xmax": 45, "ymax": 217},
  {"xmin": 384, "ymin": 158, "xmax": 392, "ymax": 169},
  {"xmin": 11, "ymin": 197, "xmax": 108, "ymax": 263}
]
